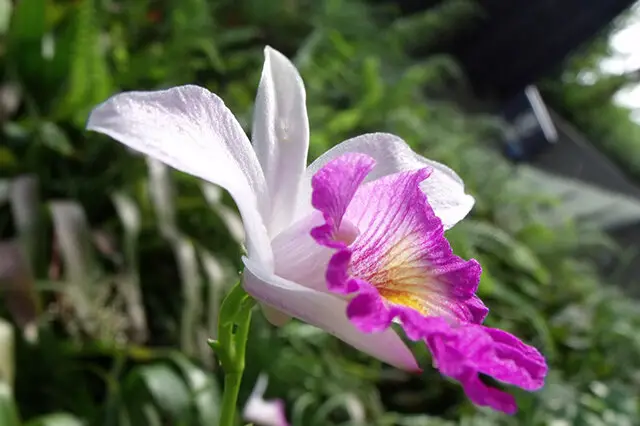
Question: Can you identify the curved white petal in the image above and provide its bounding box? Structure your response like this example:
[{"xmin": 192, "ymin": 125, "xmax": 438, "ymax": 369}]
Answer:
[
  {"xmin": 252, "ymin": 46, "xmax": 310, "ymax": 236},
  {"xmin": 87, "ymin": 85, "xmax": 273, "ymax": 267},
  {"xmin": 243, "ymin": 257, "xmax": 419, "ymax": 371},
  {"xmin": 306, "ymin": 133, "xmax": 474, "ymax": 230}
]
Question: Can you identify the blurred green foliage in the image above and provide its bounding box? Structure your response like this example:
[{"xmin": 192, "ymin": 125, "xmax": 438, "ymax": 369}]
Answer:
[
  {"xmin": 0, "ymin": 0, "xmax": 639, "ymax": 425},
  {"xmin": 542, "ymin": 8, "xmax": 640, "ymax": 181}
]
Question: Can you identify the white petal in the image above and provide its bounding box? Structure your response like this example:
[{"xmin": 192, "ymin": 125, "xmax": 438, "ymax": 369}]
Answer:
[
  {"xmin": 243, "ymin": 257, "xmax": 419, "ymax": 371},
  {"xmin": 87, "ymin": 85, "xmax": 273, "ymax": 267},
  {"xmin": 259, "ymin": 212, "xmax": 333, "ymax": 328},
  {"xmin": 306, "ymin": 133, "xmax": 475, "ymax": 230},
  {"xmin": 271, "ymin": 212, "xmax": 333, "ymax": 293},
  {"xmin": 252, "ymin": 46, "xmax": 310, "ymax": 236}
]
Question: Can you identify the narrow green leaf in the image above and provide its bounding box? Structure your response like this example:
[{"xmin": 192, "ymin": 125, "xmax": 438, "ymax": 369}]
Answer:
[
  {"xmin": 0, "ymin": 381, "xmax": 20, "ymax": 426},
  {"xmin": 174, "ymin": 237, "xmax": 202, "ymax": 357},
  {"xmin": 38, "ymin": 122, "xmax": 74, "ymax": 156},
  {"xmin": 170, "ymin": 353, "xmax": 221, "ymax": 425},
  {"xmin": 0, "ymin": 242, "xmax": 39, "ymax": 342},
  {"xmin": 111, "ymin": 192, "xmax": 147, "ymax": 343},
  {"xmin": 123, "ymin": 363, "xmax": 192, "ymax": 423},
  {"xmin": 56, "ymin": 0, "xmax": 113, "ymax": 124},
  {"xmin": 25, "ymin": 413, "xmax": 85, "ymax": 426},
  {"xmin": 147, "ymin": 159, "xmax": 178, "ymax": 241},
  {"xmin": 9, "ymin": 175, "xmax": 42, "ymax": 274},
  {"xmin": 0, "ymin": 321, "xmax": 14, "ymax": 390},
  {"xmin": 198, "ymin": 249, "xmax": 231, "ymax": 340},
  {"xmin": 7, "ymin": 0, "xmax": 45, "ymax": 44},
  {"xmin": 0, "ymin": 0, "xmax": 11, "ymax": 35},
  {"xmin": 49, "ymin": 200, "xmax": 97, "ymax": 286}
]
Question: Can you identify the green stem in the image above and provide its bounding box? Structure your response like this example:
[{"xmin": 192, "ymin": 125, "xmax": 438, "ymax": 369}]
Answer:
[
  {"xmin": 219, "ymin": 372, "xmax": 243, "ymax": 426},
  {"xmin": 210, "ymin": 281, "xmax": 255, "ymax": 426}
]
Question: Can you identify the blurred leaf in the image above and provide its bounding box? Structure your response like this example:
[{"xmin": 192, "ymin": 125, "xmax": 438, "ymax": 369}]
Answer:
[
  {"xmin": 463, "ymin": 220, "xmax": 551, "ymax": 285},
  {"xmin": 0, "ymin": 0, "xmax": 11, "ymax": 35},
  {"xmin": 38, "ymin": 122, "xmax": 74, "ymax": 156},
  {"xmin": 123, "ymin": 363, "xmax": 192, "ymax": 424},
  {"xmin": 201, "ymin": 184, "xmax": 244, "ymax": 244},
  {"xmin": 326, "ymin": 109, "xmax": 362, "ymax": 135},
  {"xmin": 5, "ymin": 0, "xmax": 48, "ymax": 93},
  {"xmin": 0, "ymin": 320, "xmax": 14, "ymax": 389},
  {"xmin": 56, "ymin": 0, "xmax": 113, "ymax": 124},
  {"xmin": 49, "ymin": 200, "xmax": 96, "ymax": 285},
  {"xmin": 389, "ymin": 0, "xmax": 479, "ymax": 50},
  {"xmin": 0, "ymin": 241, "xmax": 39, "ymax": 341},
  {"xmin": 7, "ymin": 0, "xmax": 45, "ymax": 42},
  {"xmin": 0, "ymin": 148, "xmax": 17, "ymax": 169},
  {"xmin": 0, "ymin": 381, "xmax": 20, "ymax": 426},
  {"xmin": 0, "ymin": 83, "xmax": 22, "ymax": 121},
  {"xmin": 9, "ymin": 175, "xmax": 41, "ymax": 274},
  {"xmin": 174, "ymin": 236, "xmax": 201, "ymax": 357},
  {"xmin": 0, "ymin": 179, "xmax": 9, "ymax": 206},
  {"xmin": 199, "ymin": 249, "xmax": 230, "ymax": 340},
  {"xmin": 147, "ymin": 159, "xmax": 178, "ymax": 241},
  {"xmin": 24, "ymin": 413, "xmax": 85, "ymax": 426},
  {"xmin": 112, "ymin": 192, "xmax": 147, "ymax": 343},
  {"xmin": 491, "ymin": 280, "xmax": 557, "ymax": 360},
  {"xmin": 147, "ymin": 159, "xmax": 205, "ymax": 356},
  {"xmin": 169, "ymin": 353, "xmax": 221, "ymax": 424}
]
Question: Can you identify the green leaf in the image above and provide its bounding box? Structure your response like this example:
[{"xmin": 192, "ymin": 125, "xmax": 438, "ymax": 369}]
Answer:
[
  {"xmin": 9, "ymin": 175, "xmax": 43, "ymax": 276},
  {"xmin": 462, "ymin": 220, "xmax": 551, "ymax": 286},
  {"xmin": 0, "ymin": 179, "xmax": 9, "ymax": 206},
  {"xmin": 25, "ymin": 413, "xmax": 85, "ymax": 426},
  {"xmin": 0, "ymin": 243, "xmax": 39, "ymax": 341},
  {"xmin": 123, "ymin": 363, "xmax": 192, "ymax": 424},
  {"xmin": 56, "ymin": 0, "xmax": 113, "ymax": 124},
  {"xmin": 5, "ymin": 0, "xmax": 50, "ymax": 94},
  {"xmin": 49, "ymin": 200, "xmax": 97, "ymax": 285},
  {"xmin": 169, "ymin": 353, "xmax": 221, "ymax": 425},
  {"xmin": 0, "ymin": 321, "xmax": 14, "ymax": 390},
  {"xmin": 326, "ymin": 109, "xmax": 362, "ymax": 135},
  {"xmin": 0, "ymin": 0, "xmax": 11, "ymax": 35},
  {"xmin": 0, "ymin": 147, "xmax": 17, "ymax": 169},
  {"xmin": 0, "ymin": 381, "xmax": 20, "ymax": 426},
  {"xmin": 111, "ymin": 192, "xmax": 147, "ymax": 343},
  {"xmin": 7, "ymin": 0, "xmax": 45, "ymax": 44},
  {"xmin": 491, "ymin": 281, "xmax": 557, "ymax": 359},
  {"xmin": 38, "ymin": 122, "xmax": 74, "ymax": 156}
]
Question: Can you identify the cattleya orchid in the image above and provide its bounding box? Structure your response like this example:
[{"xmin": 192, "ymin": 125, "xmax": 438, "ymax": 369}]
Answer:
[{"xmin": 87, "ymin": 46, "xmax": 547, "ymax": 414}]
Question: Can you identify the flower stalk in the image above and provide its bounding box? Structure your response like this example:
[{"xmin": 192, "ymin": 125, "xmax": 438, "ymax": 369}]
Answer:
[{"xmin": 209, "ymin": 280, "xmax": 255, "ymax": 426}]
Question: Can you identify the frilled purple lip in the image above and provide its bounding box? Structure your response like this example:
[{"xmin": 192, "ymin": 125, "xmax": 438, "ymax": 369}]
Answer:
[
  {"xmin": 308, "ymin": 152, "xmax": 547, "ymax": 414},
  {"xmin": 310, "ymin": 152, "xmax": 487, "ymax": 325}
]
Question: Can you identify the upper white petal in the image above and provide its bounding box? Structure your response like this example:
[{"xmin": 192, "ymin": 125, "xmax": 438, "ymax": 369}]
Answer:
[
  {"xmin": 252, "ymin": 46, "xmax": 310, "ymax": 236},
  {"xmin": 243, "ymin": 257, "xmax": 419, "ymax": 371},
  {"xmin": 87, "ymin": 85, "xmax": 273, "ymax": 267},
  {"xmin": 306, "ymin": 133, "xmax": 474, "ymax": 229}
]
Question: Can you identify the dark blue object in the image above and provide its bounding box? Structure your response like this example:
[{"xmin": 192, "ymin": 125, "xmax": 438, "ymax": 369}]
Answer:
[
  {"xmin": 500, "ymin": 85, "xmax": 558, "ymax": 162},
  {"xmin": 376, "ymin": 0, "xmax": 635, "ymax": 98}
]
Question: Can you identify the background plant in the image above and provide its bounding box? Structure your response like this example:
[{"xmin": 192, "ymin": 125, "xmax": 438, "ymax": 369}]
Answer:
[
  {"xmin": 542, "ymin": 5, "xmax": 640, "ymax": 182},
  {"xmin": 0, "ymin": 0, "xmax": 638, "ymax": 425}
]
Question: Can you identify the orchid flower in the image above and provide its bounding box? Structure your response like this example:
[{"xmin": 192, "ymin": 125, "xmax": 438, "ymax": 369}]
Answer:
[
  {"xmin": 86, "ymin": 46, "xmax": 547, "ymax": 414},
  {"xmin": 242, "ymin": 374, "xmax": 289, "ymax": 426}
]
